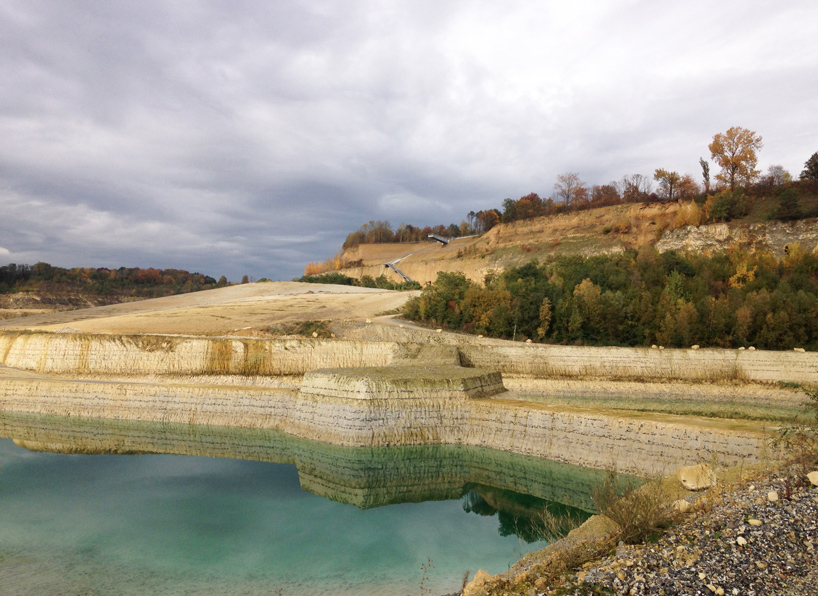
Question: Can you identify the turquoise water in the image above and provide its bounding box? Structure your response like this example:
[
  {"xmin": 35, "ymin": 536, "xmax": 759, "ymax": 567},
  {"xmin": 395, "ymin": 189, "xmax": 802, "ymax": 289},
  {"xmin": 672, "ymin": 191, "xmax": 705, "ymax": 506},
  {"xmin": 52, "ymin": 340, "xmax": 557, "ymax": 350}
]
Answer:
[{"xmin": 0, "ymin": 414, "xmax": 601, "ymax": 595}]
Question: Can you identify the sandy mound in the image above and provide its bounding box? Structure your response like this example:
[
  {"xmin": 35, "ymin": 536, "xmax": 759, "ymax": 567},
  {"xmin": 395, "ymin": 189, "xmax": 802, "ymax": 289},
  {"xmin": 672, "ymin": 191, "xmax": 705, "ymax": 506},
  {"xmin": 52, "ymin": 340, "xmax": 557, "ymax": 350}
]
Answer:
[{"xmin": 0, "ymin": 282, "xmax": 419, "ymax": 336}]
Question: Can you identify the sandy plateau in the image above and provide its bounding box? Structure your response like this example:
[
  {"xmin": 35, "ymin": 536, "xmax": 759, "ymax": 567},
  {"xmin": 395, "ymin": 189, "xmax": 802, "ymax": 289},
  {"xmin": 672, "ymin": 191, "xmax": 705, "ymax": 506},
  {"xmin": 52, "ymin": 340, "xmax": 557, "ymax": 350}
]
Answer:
[{"xmin": 0, "ymin": 281, "xmax": 419, "ymax": 336}]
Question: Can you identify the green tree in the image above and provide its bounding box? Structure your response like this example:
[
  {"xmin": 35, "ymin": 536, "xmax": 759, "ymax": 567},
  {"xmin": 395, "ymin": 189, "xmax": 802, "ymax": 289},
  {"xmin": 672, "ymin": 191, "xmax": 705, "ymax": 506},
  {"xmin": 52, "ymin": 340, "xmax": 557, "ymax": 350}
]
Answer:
[
  {"xmin": 708, "ymin": 126, "xmax": 763, "ymax": 190},
  {"xmin": 801, "ymin": 152, "xmax": 818, "ymax": 180},
  {"xmin": 775, "ymin": 188, "xmax": 802, "ymax": 221},
  {"xmin": 699, "ymin": 157, "xmax": 711, "ymax": 193}
]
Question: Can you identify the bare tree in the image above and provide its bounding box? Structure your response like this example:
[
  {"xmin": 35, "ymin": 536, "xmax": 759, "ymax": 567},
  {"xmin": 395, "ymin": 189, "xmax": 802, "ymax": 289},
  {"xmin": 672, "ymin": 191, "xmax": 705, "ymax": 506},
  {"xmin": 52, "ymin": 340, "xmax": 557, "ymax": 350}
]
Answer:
[{"xmin": 553, "ymin": 173, "xmax": 589, "ymax": 207}]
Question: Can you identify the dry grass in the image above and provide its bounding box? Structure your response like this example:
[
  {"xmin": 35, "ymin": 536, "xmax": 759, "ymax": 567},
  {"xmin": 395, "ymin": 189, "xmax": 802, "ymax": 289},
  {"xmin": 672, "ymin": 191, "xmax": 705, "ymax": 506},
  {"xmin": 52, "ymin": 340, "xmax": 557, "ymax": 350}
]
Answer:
[
  {"xmin": 591, "ymin": 470, "xmax": 677, "ymax": 544},
  {"xmin": 513, "ymin": 394, "xmax": 802, "ymax": 423}
]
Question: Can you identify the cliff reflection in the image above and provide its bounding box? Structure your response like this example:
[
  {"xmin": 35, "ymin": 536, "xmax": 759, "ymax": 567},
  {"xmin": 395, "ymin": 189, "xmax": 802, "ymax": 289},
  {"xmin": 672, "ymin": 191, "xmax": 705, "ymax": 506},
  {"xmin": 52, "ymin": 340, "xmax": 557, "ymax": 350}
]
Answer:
[
  {"xmin": 462, "ymin": 485, "xmax": 590, "ymax": 543},
  {"xmin": 1, "ymin": 412, "xmax": 609, "ymax": 539}
]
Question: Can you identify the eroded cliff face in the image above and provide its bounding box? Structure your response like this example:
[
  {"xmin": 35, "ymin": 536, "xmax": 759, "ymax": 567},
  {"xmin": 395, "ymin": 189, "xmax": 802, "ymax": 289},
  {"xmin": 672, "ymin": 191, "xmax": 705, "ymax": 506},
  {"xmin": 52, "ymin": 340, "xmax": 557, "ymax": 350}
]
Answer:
[
  {"xmin": 0, "ymin": 331, "xmax": 798, "ymax": 475},
  {"xmin": 3, "ymin": 331, "xmax": 816, "ymax": 385},
  {"xmin": 656, "ymin": 219, "xmax": 818, "ymax": 256},
  {"xmin": 0, "ymin": 373, "xmax": 771, "ymax": 477},
  {"xmin": 0, "ymin": 332, "xmax": 402, "ymax": 376}
]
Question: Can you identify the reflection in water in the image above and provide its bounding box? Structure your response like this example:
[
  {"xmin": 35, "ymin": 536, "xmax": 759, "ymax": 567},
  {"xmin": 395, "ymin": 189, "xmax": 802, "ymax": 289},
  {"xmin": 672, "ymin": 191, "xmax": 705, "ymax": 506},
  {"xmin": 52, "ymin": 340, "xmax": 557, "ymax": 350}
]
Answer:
[
  {"xmin": 0, "ymin": 411, "xmax": 615, "ymax": 514},
  {"xmin": 0, "ymin": 412, "xmax": 624, "ymax": 595},
  {"xmin": 462, "ymin": 485, "xmax": 590, "ymax": 543}
]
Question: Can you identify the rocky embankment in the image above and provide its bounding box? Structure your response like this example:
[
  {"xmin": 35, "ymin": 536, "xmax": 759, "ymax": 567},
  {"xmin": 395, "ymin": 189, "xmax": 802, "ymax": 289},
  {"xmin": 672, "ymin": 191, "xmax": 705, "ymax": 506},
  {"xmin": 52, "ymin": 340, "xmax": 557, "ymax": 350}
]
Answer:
[
  {"xmin": 464, "ymin": 466, "xmax": 818, "ymax": 596},
  {"xmin": 656, "ymin": 219, "xmax": 818, "ymax": 257}
]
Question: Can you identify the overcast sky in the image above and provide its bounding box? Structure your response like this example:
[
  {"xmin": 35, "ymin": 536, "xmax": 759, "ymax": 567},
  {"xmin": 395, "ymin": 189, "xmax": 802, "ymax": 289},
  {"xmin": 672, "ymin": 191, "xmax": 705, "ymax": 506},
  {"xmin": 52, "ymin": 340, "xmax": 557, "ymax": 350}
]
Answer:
[{"xmin": 1, "ymin": 1, "xmax": 817, "ymax": 281}]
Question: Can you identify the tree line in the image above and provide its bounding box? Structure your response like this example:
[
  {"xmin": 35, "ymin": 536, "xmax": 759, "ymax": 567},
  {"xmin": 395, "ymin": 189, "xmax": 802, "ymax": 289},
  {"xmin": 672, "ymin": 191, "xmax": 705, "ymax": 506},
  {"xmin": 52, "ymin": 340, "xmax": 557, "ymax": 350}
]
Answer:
[
  {"xmin": 296, "ymin": 271, "xmax": 420, "ymax": 291},
  {"xmin": 404, "ymin": 246, "xmax": 818, "ymax": 350},
  {"xmin": 337, "ymin": 130, "xmax": 818, "ymax": 251},
  {"xmin": 0, "ymin": 262, "xmax": 223, "ymax": 298}
]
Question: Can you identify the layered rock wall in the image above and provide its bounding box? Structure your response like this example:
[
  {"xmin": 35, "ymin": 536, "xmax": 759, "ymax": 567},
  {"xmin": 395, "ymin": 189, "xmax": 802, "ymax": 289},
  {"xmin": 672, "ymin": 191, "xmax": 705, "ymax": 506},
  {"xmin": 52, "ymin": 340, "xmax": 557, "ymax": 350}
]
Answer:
[
  {"xmin": 458, "ymin": 343, "xmax": 818, "ymax": 385},
  {"xmin": 0, "ymin": 332, "xmax": 400, "ymax": 376},
  {"xmin": 0, "ymin": 412, "xmax": 612, "ymax": 511},
  {"xmin": 0, "ymin": 375, "xmax": 768, "ymax": 477},
  {"xmin": 656, "ymin": 219, "xmax": 818, "ymax": 257},
  {"xmin": 2, "ymin": 331, "xmax": 816, "ymax": 385}
]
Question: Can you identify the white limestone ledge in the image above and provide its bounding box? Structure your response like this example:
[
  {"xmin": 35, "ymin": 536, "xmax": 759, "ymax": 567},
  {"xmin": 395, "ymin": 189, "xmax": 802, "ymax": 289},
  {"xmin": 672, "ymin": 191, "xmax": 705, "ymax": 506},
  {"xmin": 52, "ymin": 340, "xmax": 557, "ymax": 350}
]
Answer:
[{"xmin": 299, "ymin": 366, "xmax": 505, "ymax": 401}]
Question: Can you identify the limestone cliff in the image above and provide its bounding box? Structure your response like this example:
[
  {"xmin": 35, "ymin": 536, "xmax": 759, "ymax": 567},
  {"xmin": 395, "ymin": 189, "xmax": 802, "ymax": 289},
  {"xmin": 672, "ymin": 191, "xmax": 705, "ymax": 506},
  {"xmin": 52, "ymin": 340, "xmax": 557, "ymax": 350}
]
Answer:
[
  {"xmin": 3, "ymin": 331, "xmax": 816, "ymax": 385},
  {"xmin": 656, "ymin": 219, "xmax": 818, "ymax": 256},
  {"xmin": 0, "ymin": 330, "xmax": 799, "ymax": 476},
  {"xmin": 0, "ymin": 372, "xmax": 771, "ymax": 477}
]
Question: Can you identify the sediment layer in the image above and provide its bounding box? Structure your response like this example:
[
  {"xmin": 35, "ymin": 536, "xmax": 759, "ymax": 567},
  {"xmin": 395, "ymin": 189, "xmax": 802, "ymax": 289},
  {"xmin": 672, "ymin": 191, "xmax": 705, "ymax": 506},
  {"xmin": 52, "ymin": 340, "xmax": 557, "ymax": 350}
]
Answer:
[
  {"xmin": 0, "ymin": 375, "xmax": 769, "ymax": 477},
  {"xmin": 2, "ymin": 331, "xmax": 816, "ymax": 385},
  {"xmin": 0, "ymin": 330, "xmax": 798, "ymax": 476}
]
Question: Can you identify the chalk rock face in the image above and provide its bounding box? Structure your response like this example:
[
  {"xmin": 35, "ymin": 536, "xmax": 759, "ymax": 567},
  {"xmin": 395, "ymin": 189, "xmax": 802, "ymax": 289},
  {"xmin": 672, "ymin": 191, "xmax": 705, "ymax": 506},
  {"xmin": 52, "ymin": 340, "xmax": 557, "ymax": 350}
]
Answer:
[
  {"xmin": 675, "ymin": 463, "xmax": 717, "ymax": 491},
  {"xmin": 299, "ymin": 365, "xmax": 506, "ymax": 401},
  {"xmin": 656, "ymin": 219, "xmax": 818, "ymax": 257}
]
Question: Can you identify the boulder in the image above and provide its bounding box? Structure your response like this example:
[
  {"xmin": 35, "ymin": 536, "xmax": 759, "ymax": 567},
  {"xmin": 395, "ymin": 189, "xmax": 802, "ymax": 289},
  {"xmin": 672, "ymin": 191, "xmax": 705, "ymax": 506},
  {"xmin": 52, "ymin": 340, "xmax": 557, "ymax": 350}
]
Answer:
[
  {"xmin": 462, "ymin": 569, "xmax": 493, "ymax": 596},
  {"xmin": 675, "ymin": 463, "xmax": 717, "ymax": 491},
  {"xmin": 672, "ymin": 499, "xmax": 692, "ymax": 513},
  {"xmin": 807, "ymin": 471, "xmax": 818, "ymax": 486}
]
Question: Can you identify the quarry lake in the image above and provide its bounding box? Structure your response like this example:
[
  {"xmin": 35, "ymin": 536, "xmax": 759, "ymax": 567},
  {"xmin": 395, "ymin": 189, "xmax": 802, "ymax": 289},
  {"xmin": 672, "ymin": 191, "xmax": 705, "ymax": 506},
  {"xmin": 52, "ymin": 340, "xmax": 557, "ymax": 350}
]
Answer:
[{"xmin": 0, "ymin": 413, "xmax": 605, "ymax": 596}]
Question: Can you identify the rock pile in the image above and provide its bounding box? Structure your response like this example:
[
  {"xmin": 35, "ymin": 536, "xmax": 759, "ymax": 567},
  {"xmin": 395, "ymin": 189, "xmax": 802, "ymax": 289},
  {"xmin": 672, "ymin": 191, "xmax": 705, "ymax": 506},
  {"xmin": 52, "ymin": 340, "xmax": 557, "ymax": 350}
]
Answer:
[{"xmin": 550, "ymin": 470, "xmax": 818, "ymax": 596}]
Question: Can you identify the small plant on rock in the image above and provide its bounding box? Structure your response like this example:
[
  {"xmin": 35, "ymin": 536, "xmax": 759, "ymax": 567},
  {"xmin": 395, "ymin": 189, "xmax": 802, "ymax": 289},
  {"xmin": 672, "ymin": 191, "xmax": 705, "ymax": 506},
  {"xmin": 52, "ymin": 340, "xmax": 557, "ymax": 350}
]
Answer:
[
  {"xmin": 775, "ymin": 384, "xmax": 818, "ymax": 473},
  {"xmin": 592, "ymin": 470, "xmax": 675, "ymax": 544}
]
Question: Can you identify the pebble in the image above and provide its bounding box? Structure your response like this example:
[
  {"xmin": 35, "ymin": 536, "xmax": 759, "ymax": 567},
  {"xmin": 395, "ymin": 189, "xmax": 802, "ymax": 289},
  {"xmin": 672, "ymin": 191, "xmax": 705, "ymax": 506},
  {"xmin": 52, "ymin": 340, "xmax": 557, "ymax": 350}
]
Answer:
[{"xmin": 539, "ymin": 469, "xmax": 818, "ymax": 596}]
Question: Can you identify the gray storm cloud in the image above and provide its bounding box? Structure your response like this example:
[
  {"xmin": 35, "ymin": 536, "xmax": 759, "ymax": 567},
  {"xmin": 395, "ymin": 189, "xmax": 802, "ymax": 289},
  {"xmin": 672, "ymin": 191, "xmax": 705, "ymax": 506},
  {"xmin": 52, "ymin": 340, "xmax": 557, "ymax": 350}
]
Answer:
[{"xmin": 1, "ymin": 0, "xmax": 816, "ymax": 280}]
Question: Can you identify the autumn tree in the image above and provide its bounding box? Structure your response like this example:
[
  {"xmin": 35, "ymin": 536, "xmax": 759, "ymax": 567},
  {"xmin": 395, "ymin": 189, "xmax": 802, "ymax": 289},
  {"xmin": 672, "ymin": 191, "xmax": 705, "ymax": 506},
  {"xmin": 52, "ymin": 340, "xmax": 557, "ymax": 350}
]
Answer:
[
  {"xmin": 591, "ymin": 184, "xmax": 620, "ymax": 207},
  {"xmin": 801, "ymin": 152, "xmax": 818, "ymax": 180},
  {"xmin": 675, "ymin": 175, "xmax": 700, "ymax": 200},
  {"xmin": 618, "ymin": 174, "xmax": 652, "ymax": 202},
  {"xmin": 654, "ymin": 169, "xmax": 681, "ymax": 201},
  {"xmin": 475, "ymin": 209, "xmax": 500, "ymax": 232},
  {"xmin": 553, "ymin": 173, "xmax": 589, "ymax": 208},
  {"xmin": 708, "ymin": 126, "xmax": 763, "ymax": 191}
]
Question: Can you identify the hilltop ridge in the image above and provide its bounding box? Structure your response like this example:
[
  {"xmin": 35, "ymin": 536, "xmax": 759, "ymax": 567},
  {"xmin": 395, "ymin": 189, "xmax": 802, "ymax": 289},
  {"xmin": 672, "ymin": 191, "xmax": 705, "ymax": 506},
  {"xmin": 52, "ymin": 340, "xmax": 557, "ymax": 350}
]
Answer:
[{"xmin": 327, "ymin": 201, "xmax": 818, "ymax": 286}]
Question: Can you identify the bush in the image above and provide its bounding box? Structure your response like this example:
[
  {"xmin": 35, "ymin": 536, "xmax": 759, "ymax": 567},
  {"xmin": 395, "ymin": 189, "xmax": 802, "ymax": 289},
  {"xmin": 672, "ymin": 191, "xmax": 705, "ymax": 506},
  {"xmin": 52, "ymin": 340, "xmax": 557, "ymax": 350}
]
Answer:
[
  {"xmin": 775, "ymin": 384, "xmax": 818, "ymax": 473},
  {"xmin": 297, "ymin": 272, "xmax": 356, "ymax": 286},
  {"xmin": 592, "ymin": 470, "xmax": 675, "ymax": 544}
]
